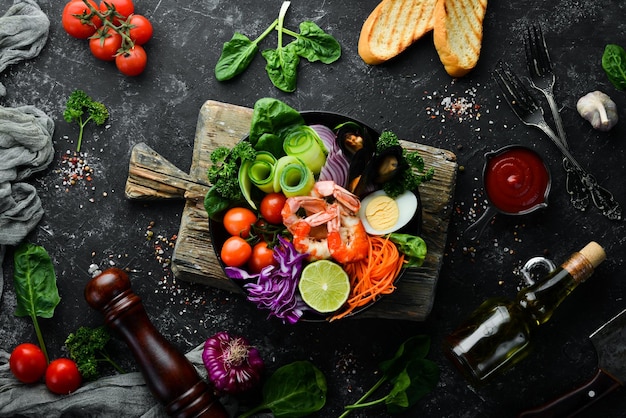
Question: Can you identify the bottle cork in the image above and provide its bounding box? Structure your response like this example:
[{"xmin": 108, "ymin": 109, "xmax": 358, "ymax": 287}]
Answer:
[{"xmin": 579, "ymin": 241, "xmax": 606, "ymax": 269}]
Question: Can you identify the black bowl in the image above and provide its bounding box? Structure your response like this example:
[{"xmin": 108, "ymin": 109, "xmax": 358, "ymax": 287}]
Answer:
[{"xmin": 209, "ymin": 111, "xmax": 422, "ymax": 321}]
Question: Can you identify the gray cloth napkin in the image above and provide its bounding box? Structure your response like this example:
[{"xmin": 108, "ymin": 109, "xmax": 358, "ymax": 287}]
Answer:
[
  {"xmin": 0, "ymin": 0, "xmax": 49, "ymax": 97},
  {"xmin": 0, "ymin": 344, "xmax": 240, "ymax": 417},
  {"xmin": 0, "ymin": 104, "xmax": 55, "ymax": 298},
  {"xmin": 0, "ymin": 0, "xmax": 52, "ymax": 298}
]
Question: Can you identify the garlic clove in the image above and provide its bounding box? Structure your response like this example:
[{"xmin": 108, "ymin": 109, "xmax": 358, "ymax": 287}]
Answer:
[{"xmin": 576, "ymin": 90, "xmax": 619, "ymax": 132}]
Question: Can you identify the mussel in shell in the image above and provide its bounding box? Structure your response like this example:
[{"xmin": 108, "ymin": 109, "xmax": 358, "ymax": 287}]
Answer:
[
  {"xmin": 335, "ymin": 122, "xmax": 376, "ymax": 193},
  {"xmin": 351, "ymin": 145, "xmax": 404, "ymax": 197},
  {"xmin": 335, "ymin": 122, "xmax": 375, "ymax": 159}
]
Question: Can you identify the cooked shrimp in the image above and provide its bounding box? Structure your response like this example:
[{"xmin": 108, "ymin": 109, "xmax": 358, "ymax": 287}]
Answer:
[
  {"xmin": 280, "ymin": 181, "xmax": 369, "ymax": 263},
  {"xmin": 327, "ymin": 205, "xmax": 369, "ymax": 264}
]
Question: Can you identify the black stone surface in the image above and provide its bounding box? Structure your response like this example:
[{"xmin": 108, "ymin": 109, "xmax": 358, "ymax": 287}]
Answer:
[{"xmin": 2, "ymin": 0, "xmax": 626, "ymax": 417}]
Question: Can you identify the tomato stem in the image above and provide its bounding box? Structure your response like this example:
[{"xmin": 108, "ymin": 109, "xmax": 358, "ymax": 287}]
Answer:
[{"xmin": 81, "ymin": 0, "xmax": 136, "ymax": 53}]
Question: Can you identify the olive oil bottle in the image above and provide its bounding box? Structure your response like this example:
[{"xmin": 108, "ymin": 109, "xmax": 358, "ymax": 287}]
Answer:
[{"xmin": 443, "ymin": 241, "xmax": 606, "ymax": 385}]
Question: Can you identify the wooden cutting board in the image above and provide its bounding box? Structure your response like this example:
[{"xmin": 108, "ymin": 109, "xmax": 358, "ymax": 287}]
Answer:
[{"xmin": 125, "ymin": 100, "xmax": 457, "ymax": 321}]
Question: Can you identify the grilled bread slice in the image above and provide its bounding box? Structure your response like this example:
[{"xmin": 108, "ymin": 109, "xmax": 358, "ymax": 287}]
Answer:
[
  {"xmin": 433, "ymin": 0, "xmax": 488, "ymax": 77},
  {"xmin": 358, "ymin": 0, "xmax": 438, "ymax": 65}
]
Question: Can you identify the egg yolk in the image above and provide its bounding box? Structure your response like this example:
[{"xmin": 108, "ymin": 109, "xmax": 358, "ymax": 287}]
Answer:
[{"xmin": 365, "ymin": 195, "xmax": 399, "ymax": 231}]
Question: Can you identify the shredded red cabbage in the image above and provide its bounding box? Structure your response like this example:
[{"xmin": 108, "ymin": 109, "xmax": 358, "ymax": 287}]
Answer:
[
  {"xmin": 312, "ymin": 124, "xmax": 350, "ymax": 188},
  {"xmin": 226, "ymin": 235, "xmax": 311, "ymax": 324}
]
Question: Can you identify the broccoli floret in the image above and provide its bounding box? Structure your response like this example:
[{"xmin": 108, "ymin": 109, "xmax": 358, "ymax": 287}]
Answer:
[
  {"xmin": 65, "ymin": 326, "xmax": 125, "ymax": 381},
  {"xmin": 377, "ymin": 130, "xmax": 434, "ymax": 197},
  {"xmin": 63, "ymin": 90, "xmax": 109, "ymax": 152}
]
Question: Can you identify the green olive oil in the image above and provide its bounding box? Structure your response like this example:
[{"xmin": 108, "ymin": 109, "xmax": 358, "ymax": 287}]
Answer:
[{"xmin": 444, "ymin": 241, "xmax": 606, "ymax": 385}]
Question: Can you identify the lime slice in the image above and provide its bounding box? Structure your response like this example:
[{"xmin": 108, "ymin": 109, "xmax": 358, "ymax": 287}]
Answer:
[{"xmin": 298, "ymin": 260, "xmax": 350, "ymax": 313}]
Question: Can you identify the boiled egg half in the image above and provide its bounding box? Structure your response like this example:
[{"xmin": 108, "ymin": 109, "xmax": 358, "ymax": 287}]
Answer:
[{"xmin": 358, "ymin": 190, "xmax": 418, "ymax": 235}]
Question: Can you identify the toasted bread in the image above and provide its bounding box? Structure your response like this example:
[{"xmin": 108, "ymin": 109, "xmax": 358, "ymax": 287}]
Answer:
[
  {"xmin": 358, "ymin": 0, "xmax": 438, "ymax": 65},
  {"xmin": 433, "ymin": 0, "xmax": 488, "ymax": 77}
]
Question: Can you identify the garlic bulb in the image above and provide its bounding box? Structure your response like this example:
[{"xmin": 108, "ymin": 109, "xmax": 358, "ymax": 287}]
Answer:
[{"xmin": 576, "ymin": 91, "xmax": 618, "ymax": 132}]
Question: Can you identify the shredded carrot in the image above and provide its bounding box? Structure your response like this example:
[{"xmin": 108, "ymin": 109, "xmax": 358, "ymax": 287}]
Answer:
[{"xmin": 329, "ymin": 235, "xmax": 404, "ymax": 321}]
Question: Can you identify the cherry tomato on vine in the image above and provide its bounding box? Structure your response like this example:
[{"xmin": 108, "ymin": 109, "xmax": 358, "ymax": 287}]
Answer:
[
  {"xmin": 45, "ymin": 358, "xmax": 81, "ymax": 395},
  {"xmin": 221, "ymin": 236, "xmax": 252, "ymax": 267},
  {"xmin": 128, "ymin": 14, "xmax": 153, "ymax": 45},
  {"xmin": 62, "ymin": 0, "xmax": 102, "ymax": 39},
  {"xmin": 9, "ymin": 343, "xmax": 47, "ymax": 384},
  {"xmin": 99, "ymin": 0, "xmax": 135, "ymax": 25},
  {"xmin": 223, "ymin": 207, "xmax": 258, "ymax": 238},
  {"xmin": 115, "ymin": 45, "xmax": 147, "ymax": 76},
  {"xmin": 248, "ymin": 241, "xmax": 277, "ymax": 273},
  {"xmin": 260, "ymin": 192, "xmax": 287, "ymax": 224},
  {"xmin": 89, "ymin": 28, "xmax": 122, "ymax": 61}
]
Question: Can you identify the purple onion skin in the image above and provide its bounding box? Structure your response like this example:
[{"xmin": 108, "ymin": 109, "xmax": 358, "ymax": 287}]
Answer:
[{"xmin": 202, "ymin": 331, "xmax": 264, "ymax": 395}]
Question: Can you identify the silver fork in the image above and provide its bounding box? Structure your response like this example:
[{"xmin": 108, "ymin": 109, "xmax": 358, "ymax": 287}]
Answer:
[
  {"xmin": 524, "ymin": 24, "xmax": 589, "ymax": 211},
  {"xmin": 493, "ymin": 60, "xmax": 622, "ymax": 221}
]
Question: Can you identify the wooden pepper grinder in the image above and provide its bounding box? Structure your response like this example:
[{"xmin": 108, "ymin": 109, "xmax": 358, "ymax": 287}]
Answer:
[{"xmin": 84, "ymin": 268, "xmax": 228, "ymax": 418}]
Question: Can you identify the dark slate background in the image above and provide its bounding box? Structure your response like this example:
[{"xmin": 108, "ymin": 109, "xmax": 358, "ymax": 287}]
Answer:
[{"xmin": 1, "ymin": 0, "xmax": 626, "ymax": 417}]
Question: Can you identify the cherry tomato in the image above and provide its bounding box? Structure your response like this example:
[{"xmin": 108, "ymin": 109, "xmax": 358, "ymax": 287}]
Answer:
[
  {"xmin": 45, "ymin": 358, "xmax": 81, "ymax": 395},
  {"xmin": 9, "ymin": 343, "xmax": 48, "ymax": 383},
  {"xmin": 128, "ymin": 14, "xmax": 153, "ymax": 45},
  {"xmin": 223, "ymin": 207, "xmax": 258, "ymax": 238},
  {"xmin": 89, "ymin": 28, "xmax": 122, "ymax": 61},
  {"xmin": 260, "ymin": 192, "xmax": 287, "ymax": 224},
  {"xmin": 62, "ymin": 0, "xmax": 102, "ymax": 39},
  {"xmin": 115, "ymin": 45, "xmax": 147, "ymax": 76},
  {"xmin": 248, "ymin": 241, "xmax": 277, "ymax": 273},
  {"xmin": 99, "ymin": 0, "xmax": 135, "ymax": 25},
  {"xmin": 221, "ymin": 236, "xmax": 252, "ymax": 267}
]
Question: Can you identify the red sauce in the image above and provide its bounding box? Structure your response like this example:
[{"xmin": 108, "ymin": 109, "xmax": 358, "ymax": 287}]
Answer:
[{"xmin": 484, "ymin": 147, "xmax": 549, "ymax": 214}]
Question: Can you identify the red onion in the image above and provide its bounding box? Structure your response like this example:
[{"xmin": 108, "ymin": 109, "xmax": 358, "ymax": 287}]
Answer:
[
  {"xmin": 202, "ymin": 331, "xmax": 264, "ymax": 394},
  {"xmin": 312, "ymin": 124, "xmax": 350, "ymax": 188}
]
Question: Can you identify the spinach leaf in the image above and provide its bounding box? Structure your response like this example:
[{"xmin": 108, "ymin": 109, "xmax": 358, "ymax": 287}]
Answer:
[
  {"xmin": 261, "ymin": 1, "xmax": 299, "ymax": 93},
  {"xmin": 340, "ymin": 335, "xmax": 439, "ymax": 417},
  {"xmin": 389, "ymin": 233, "xmax": 428, "ymax": 268},
  {"xmin": 602, "ymin": 44, "xmax": 626, "ymax": 90},
  {"xmin": 240, "ymin": 360, "xmax": 327, "ymax": 418},
  {"xmin": 386, "ymin": 359, "xmax": 440, "ymax": 414},
  {"xmin": 214, "ymin": 32, "xmax": 261, "ymax": 81},
  {"xmin": 262, "ymin": 43, "xmax": 300, "ymax": 93},
  {"xmin": 213, "ymin": 1, "xmax": 340, "ymax": 92},
  {"xmin": 13, "ymin": 243, "xmax": 60, "ymax": 362},
  {"xmin": 204, "ymin": 186, "xmax": 234, "ymax": 221},
  {"xmin": 255, "ymin": 133, "xmax": 286, "ymax": 157},
  {"xmin": 249, "ymin": 97, "xmax": 305, "ymax": 146},
  {"xmin": 289, "ymin": 21, "xmax": 341, "ymax": 64}
]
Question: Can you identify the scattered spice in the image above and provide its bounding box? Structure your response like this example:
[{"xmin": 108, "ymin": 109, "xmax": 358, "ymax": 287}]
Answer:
[
  {"xmin": 143, "ymin": 221, "xmax": 210, "ymax": 317},
  {"xmin": 54, "ymin": 150, "xmax": 95, "ymax": 192},
  {"xmin": 423, "ymin": 84, "xmax": 485, "ymax": 124}
]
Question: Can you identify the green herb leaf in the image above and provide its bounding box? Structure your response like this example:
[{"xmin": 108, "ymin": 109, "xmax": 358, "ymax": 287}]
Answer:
[
  {"xmin": 602, "ymin": 44, "xmax": 626, "ymax": 90},
  {"xmin": 291, "ymin": 21, "xmax": 341, "ymax": 64},
  {"xmin": 262, "ymin": 43, "xmax": 300, "ymax": 93},
  {"xmin": 249, "ymin": 98, "xmax": 305, "ymax": 145},
  {"xmin": 386, "ymin": 359, "xmax": 440, "ymax": 414},
  {"xmin": 13, "ymin": 243, "xmax": 60, "ymax": 362},
  {"xmin": 63, "ymin": 90, "xmax": 109, "ymax": 152},
  {"xmin": 340, "ymin": 335, "xmax": 439, "ymax": 417},
  {"xmin": 389, "ymin": 233, "xmax": 428, "ymax": 268},
  {"xmin": 204, "ymin": 186, "xmax": 234, "ymax": 221},
  {"xmin": 215, "ymin": 32, "xmax": 260, "ymax": 81},
  {"xmin": 241, "ymin": 360, "xmax": 327, "ymax": 418},
  {"xmin": 14, "ymin": 243, "xmax": 60, "ymax": 319}
]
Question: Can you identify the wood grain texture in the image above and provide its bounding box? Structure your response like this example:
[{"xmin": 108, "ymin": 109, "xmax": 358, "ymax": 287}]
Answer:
[{"xmin": 150, "ymin": 100, "xmax": 457, "ymax": 320}]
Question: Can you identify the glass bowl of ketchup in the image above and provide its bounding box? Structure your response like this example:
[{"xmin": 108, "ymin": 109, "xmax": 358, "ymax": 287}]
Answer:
[{"xmin": 464, "ymin": 145, "xmax": 551, "ymax": 241}]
